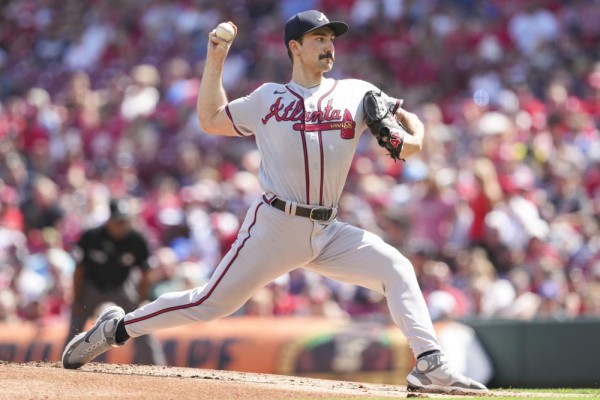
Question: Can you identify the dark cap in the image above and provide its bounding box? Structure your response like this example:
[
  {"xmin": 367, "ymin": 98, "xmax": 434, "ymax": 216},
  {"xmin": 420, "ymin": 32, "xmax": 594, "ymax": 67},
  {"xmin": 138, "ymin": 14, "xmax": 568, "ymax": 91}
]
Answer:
[
  {"xmin": 109, "ymin": 198, "xmax": 133, "ymax": 220},
  {"xmin": 284, "ymin": 10, "xmax": 348, "ymax": 48}
]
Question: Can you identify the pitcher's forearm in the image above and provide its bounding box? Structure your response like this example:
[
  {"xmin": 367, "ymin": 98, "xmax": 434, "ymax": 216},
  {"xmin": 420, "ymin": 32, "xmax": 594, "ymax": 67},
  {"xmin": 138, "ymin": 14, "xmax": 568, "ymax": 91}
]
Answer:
[
  {"xmin": 197, "ymin": 63, "xmax": 228, "ymax": 131},
  {"xmin": 396, "ymin": 109, "xmax": 425, "ymax": 159},
  {"xmin": 197, "ymin": 23, "xmax": 239, "ymax": 136}
]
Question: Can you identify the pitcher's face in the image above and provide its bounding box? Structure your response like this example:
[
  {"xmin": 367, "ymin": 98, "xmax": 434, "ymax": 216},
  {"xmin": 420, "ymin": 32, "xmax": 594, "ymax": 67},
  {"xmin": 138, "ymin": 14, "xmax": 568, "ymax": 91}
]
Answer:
[{"xmin": 297, "ymin": 27, "xmax": 336, "ymax": 73}]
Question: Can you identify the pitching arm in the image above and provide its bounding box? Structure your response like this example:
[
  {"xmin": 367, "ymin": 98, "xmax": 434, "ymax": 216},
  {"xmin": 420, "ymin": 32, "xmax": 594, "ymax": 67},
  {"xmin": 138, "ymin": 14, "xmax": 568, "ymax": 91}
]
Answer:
[{"xmin": 197, "ymin": 22, "xmax": 239, "ymax": 137}]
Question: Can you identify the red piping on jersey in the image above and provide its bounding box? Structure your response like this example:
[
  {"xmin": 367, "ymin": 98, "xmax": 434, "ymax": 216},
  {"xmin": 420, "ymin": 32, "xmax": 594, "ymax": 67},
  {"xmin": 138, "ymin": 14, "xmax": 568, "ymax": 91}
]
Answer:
[
  {"xmin": 124, "ymin": 202, "xmax": 264, "ymax": 326},
  {"xmin": 392, "ymin": 99, "xmax": 401, "ymax": 114},
  {"xmin": 262, "ymin": 194, "xmax": 276, "ymax": 204},
  {"xmin": 299, "ymin": 128, "xmax": 310, "ymax": 204},
  {"xmin": 225, "ymin": 104, "xmax": 248, "ymax": 137},
  {"xmin": 318, "ymin": 131, "xmax": 325, "ymax": 206},
  {"xmin": 286, "ymin": 86, "xmax": 311, "ymax": 204},
  {"xmin": 316, "ymin": 80, "xmax": 338, "ymax": 206}
]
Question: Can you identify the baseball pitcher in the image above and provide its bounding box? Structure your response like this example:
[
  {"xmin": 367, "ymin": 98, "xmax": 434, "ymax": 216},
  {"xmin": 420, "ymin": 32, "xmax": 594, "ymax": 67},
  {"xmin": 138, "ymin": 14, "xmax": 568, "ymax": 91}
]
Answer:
[{"xmin": 62, "ymin": 10, "xmax": 487, "ymax": 394}]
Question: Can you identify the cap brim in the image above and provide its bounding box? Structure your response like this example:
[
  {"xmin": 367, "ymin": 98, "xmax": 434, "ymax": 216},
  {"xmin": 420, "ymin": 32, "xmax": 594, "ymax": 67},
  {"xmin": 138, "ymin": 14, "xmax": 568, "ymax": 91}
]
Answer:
[{"xmin": 305, "ymin": 21, "xmax": 348, "ymax": 38}]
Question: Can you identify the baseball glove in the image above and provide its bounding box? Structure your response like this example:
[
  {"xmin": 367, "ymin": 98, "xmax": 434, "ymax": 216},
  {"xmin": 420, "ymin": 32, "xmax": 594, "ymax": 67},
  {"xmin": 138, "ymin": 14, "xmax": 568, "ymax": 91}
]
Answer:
[{"xmin": 363, "ymin": 90, "xmax": 407, "ymax": 162}]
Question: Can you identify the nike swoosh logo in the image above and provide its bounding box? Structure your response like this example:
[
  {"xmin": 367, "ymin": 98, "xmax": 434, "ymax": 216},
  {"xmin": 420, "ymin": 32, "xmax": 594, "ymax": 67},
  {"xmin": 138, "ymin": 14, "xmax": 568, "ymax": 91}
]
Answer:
[
  {"xmin": 274, "ymin": 90, "xmax": 286, "ymax": 94},
  {"xmin": 84, "ymin": 324, "xmax": 100, "ymax": 344}
]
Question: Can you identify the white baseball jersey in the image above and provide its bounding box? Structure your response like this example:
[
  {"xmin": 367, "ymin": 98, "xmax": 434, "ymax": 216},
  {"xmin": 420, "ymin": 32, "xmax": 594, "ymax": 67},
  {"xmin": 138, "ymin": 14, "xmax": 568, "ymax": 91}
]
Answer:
[
  {"xmin": 225, "ymin": 78, "xmax": 401, "ymax": 208},
  {"xmin": 124, "ymin": 77, "xmax": 441, "ymax": 359}
]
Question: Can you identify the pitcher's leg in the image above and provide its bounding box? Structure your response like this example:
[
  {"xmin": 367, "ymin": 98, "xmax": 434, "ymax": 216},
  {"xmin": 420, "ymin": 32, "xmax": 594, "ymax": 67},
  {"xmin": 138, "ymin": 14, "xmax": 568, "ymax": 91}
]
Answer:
[
  {"xmin": 62, "ymin": 199, "xmax": 314, "ymax": 369},
  {"xmin": 309, "ymin": 223, "xmax": 440, "ymax": 358},
  {"xmin": 124, "ymin": 201, "xmax": 314, "ymax": 337}
]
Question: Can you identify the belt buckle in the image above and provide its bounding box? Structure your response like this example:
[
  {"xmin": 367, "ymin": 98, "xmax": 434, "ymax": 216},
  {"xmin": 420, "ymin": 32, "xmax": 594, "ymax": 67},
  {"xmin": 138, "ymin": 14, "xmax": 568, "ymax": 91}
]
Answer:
[{"xmin": 309, "ymin": 207, "xmax": 331, "ymax": 221}]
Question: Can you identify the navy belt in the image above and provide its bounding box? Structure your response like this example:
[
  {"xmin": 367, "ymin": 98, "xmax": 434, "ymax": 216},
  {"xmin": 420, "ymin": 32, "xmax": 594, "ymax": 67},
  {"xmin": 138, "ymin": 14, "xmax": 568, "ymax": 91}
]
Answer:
[{"xmin": 271, "ymin": 198, "xmax": 334, "ymax": 222}]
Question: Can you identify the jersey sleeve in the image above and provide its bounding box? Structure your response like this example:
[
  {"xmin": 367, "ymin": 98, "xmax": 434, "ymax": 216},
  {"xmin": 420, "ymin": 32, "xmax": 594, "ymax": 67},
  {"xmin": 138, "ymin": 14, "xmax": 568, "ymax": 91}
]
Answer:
[
  {"xmin": 386, "ymin": 93, "xmax": 403, "ymax": 114},
  {"xmin": 225, "ymin": 85, "xmax": 266, "ymax": 137}
]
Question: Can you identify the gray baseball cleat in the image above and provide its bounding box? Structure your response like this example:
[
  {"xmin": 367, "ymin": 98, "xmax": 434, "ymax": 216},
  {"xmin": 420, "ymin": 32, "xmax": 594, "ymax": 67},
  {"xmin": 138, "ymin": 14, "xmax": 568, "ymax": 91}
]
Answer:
[
  {"xmin": 407, "ymin": 353, "xmax": 489, "ymax": 394},
  {"xmin": 62, "ymin": 306, "xmax": 125, "ymax": 369}
]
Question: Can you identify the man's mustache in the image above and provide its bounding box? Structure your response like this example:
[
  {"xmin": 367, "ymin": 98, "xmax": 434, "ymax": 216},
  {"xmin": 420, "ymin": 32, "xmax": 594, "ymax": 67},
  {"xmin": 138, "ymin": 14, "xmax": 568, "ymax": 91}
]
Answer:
[{"xmin": 319, "ymin": 53, "xmax": 334, "ymax": 60}]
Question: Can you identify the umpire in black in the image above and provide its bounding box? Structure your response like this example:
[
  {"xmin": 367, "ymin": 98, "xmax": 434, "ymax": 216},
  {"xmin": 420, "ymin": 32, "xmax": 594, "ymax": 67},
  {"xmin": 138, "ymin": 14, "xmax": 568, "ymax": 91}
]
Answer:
[{"xmin": 65, "ymin": 198, "xmax": 165, "ymax": 365}]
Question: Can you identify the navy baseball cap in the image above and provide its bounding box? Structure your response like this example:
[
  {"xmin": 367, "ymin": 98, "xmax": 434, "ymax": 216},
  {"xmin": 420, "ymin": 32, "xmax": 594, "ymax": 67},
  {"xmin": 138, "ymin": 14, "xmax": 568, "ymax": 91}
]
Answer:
[{"xmin": 284, "ymin": 10, "xmax": 348, "ymax": 48}]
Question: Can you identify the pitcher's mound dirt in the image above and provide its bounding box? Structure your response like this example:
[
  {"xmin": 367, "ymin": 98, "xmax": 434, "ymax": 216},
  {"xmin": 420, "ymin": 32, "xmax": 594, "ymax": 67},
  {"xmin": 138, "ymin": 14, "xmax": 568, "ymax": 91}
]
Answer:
[{"xmin": 0, "ymin": 361, "xmax": 566, "ymax": 399}]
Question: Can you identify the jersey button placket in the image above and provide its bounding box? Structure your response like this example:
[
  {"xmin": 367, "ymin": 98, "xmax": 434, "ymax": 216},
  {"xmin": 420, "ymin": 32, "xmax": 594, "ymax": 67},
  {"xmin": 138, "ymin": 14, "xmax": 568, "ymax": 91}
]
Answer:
[{"xmin": 304, "ymin": 98, "xmax": 320, "ymax": 200}]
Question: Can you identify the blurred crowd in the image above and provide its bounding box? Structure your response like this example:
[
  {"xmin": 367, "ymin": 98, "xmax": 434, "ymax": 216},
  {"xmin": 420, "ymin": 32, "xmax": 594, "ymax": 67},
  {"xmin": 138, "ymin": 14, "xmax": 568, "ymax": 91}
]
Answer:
[{"xmin": 1, "ymin": 0, "xmax": 600, "ymax": 325}]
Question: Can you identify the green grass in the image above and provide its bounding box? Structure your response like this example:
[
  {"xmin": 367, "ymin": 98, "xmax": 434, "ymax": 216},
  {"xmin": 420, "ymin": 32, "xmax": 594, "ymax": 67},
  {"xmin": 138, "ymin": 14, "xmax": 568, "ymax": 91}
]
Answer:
[
  {"xmin": 495, "ymin": 388, "xmax": 600, "ymax": 399},
  {"xmin": 294, "ymin": 388, "xmax": 600, "ymax": 400},
  {"xmin": 505, "ymin": 388, "xmax": 600, "ymax": 394}
]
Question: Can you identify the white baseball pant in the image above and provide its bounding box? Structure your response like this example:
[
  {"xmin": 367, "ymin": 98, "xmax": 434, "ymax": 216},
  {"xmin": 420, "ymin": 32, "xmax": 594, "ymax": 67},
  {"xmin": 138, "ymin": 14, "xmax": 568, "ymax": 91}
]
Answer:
[{"xmin": 124, "ymin": 197, "xmax": 440, "ymax": 358}]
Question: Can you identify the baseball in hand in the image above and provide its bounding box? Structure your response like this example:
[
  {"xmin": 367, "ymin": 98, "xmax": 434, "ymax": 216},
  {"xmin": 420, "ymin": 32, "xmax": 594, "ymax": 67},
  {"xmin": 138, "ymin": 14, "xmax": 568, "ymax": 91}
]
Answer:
[{"xmin": 215, "ymin": 22, "xmax": 235, "ymax": 42}]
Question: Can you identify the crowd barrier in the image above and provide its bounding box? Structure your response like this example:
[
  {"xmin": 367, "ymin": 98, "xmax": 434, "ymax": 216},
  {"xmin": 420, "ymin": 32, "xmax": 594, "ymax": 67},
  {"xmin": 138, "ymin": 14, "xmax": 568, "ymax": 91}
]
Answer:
[{"xmin": 462, "ymin": 318, "xmax": 600, "ymax": 388}]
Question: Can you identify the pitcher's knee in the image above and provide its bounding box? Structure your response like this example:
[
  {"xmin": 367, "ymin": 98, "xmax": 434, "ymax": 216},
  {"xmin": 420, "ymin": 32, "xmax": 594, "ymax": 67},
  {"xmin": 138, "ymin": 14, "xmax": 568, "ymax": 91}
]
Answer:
[
  {"xmin": 382, "ymin": 257, "xmax": 420, "ymax": 288},
  {"xmin": 196, "ymin": 297, "xmax": 245, "ymax": 321}
]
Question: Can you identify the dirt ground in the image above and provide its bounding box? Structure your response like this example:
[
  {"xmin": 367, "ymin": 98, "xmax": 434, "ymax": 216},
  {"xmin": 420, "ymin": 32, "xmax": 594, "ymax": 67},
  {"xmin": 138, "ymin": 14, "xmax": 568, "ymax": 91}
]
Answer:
[{"xmin": 0, "ymin": 361, "xmax": 575, "ymax": 400}]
